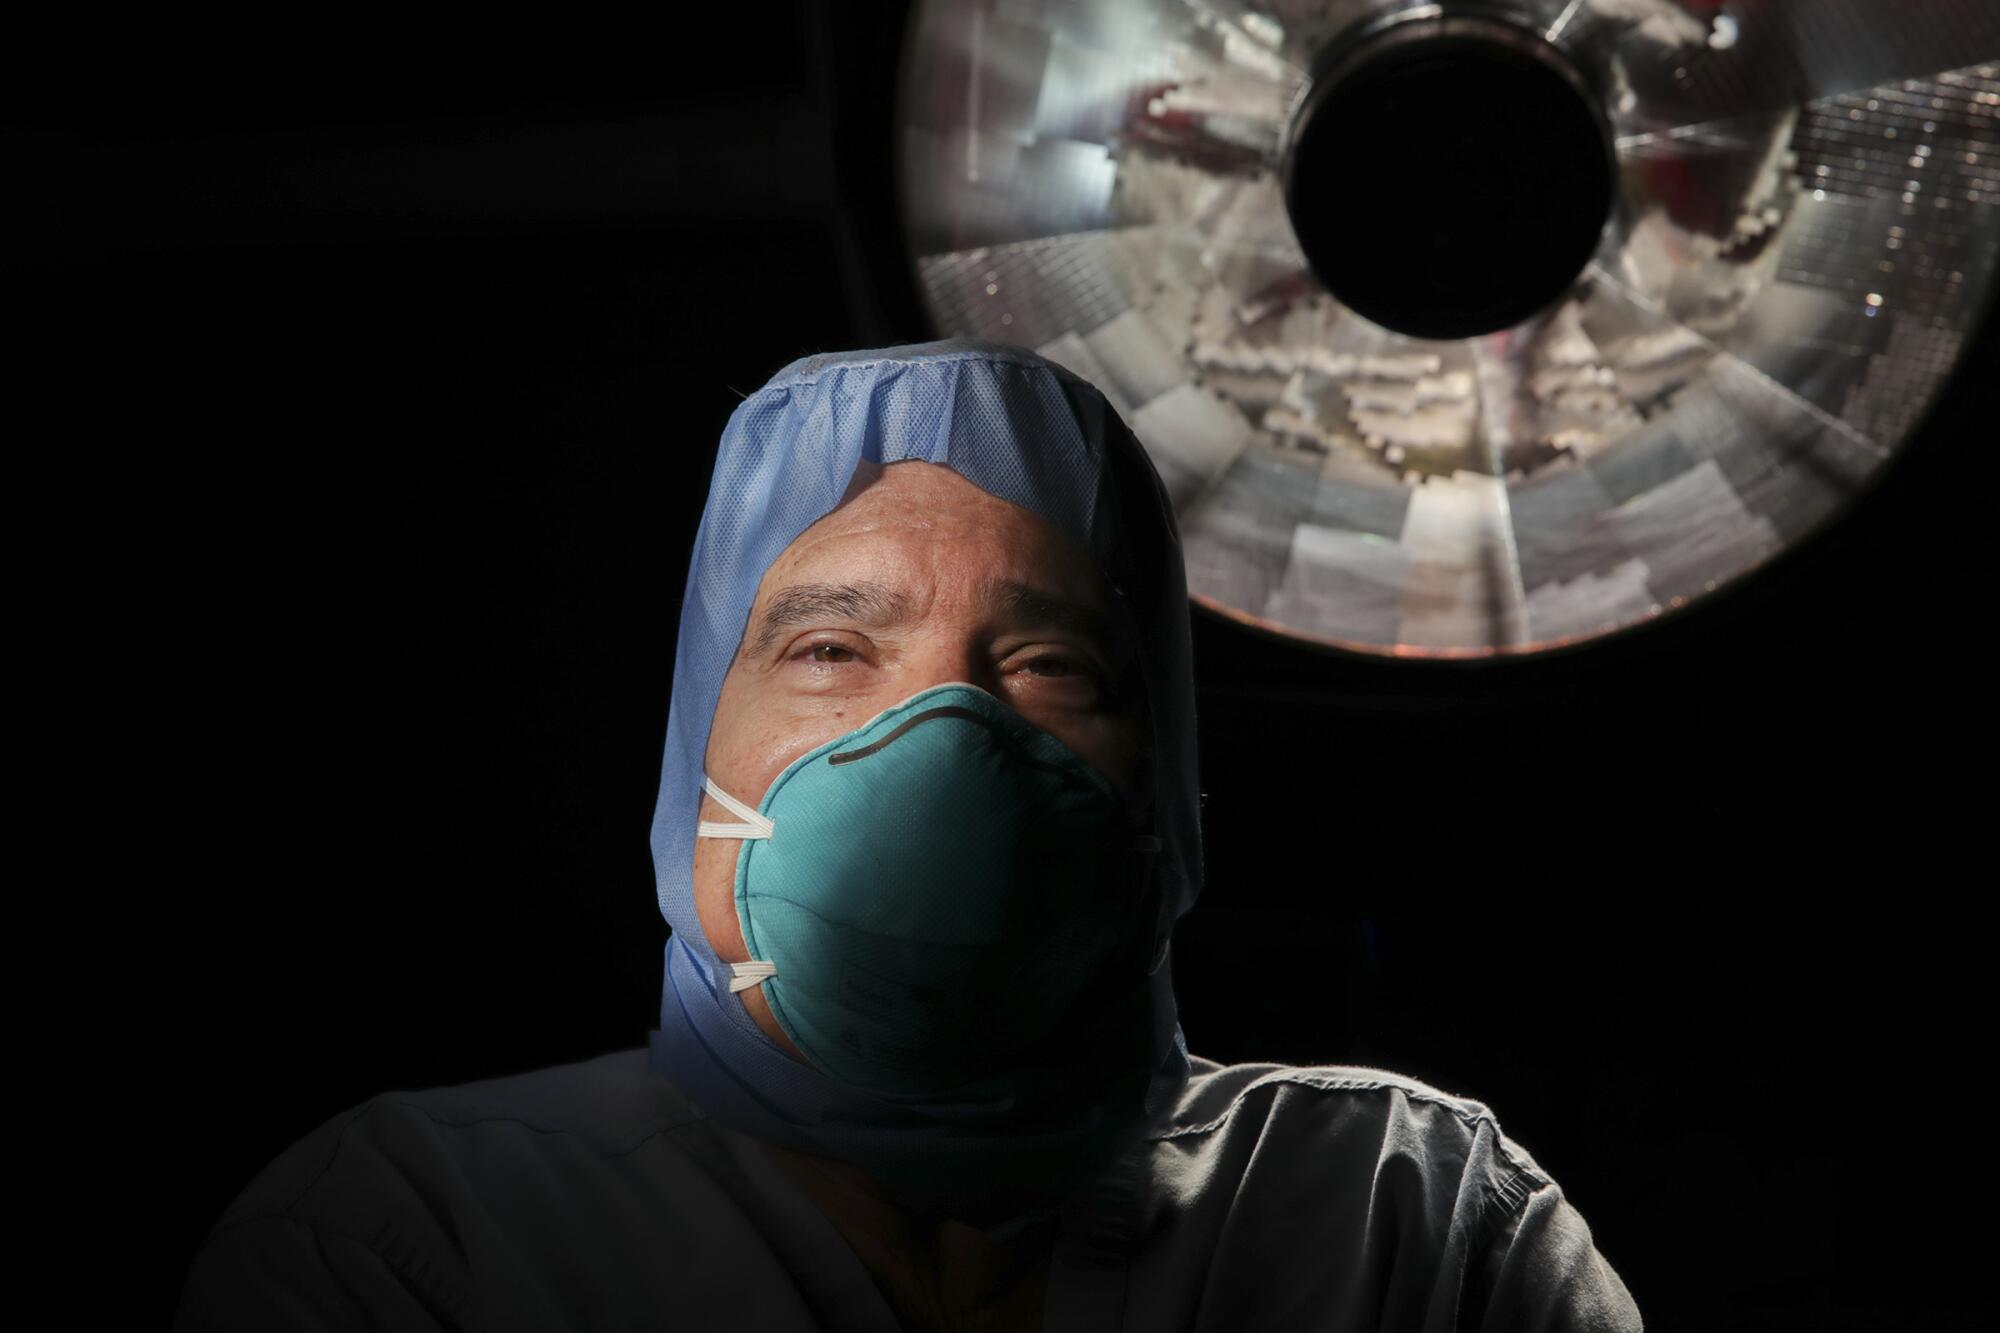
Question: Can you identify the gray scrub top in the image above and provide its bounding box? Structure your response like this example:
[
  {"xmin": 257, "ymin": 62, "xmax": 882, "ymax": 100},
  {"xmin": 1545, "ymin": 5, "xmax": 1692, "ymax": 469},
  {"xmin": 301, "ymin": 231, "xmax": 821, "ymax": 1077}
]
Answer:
[{"xmin": 174, "ymin": 1049, "xmax": 1643, "ymax": 1331}]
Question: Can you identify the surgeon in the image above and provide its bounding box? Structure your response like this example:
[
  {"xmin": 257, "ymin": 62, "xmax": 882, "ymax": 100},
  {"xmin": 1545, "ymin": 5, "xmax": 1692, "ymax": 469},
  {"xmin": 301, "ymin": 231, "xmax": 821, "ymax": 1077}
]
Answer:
[{"xmin": 176, "ymin": 341, "xmax": 1643, "ymax": 1332}]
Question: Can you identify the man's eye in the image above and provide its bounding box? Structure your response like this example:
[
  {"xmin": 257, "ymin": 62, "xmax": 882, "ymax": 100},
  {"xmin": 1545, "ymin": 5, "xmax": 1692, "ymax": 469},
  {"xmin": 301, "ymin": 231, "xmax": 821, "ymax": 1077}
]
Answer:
[
  {"xmin": 801, "ymin": 643, "xmax": 857, "ymax": 664},
  {"xmin": 1024, "ymin": 655, "xmax": 1085, "ymax": 679}
]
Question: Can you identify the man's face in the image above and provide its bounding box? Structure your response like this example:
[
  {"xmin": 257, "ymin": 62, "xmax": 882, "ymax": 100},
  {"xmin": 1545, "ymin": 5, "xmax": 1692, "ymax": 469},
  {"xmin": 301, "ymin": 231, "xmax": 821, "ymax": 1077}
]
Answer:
[{"xmin": 694, "ymin": 460, "xmax": 1150, "ymax": 1059}]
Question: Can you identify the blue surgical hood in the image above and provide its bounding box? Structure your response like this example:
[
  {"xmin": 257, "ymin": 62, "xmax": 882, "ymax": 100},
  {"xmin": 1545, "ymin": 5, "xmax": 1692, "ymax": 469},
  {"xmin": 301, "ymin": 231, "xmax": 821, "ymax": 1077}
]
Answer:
[{"xmin": 646, "ymin": 340, "xmax": 1205, "ymax": 1223}]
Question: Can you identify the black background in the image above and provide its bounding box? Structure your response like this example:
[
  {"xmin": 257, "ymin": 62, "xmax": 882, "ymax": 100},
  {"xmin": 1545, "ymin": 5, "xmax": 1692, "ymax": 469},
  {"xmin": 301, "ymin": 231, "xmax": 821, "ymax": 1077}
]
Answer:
[{"xmin": 25, "ymin": 5, "xmax": 1991, "ymax": 1329}]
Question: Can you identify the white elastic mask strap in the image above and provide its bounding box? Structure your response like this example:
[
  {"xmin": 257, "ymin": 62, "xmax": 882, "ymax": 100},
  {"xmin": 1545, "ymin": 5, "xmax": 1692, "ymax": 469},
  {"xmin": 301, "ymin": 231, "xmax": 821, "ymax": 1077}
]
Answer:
[
  {"xmin": 696, "ymin": 773, "xmax": 774, "ymax": 841},
  {"xmin": 725, "ymin": 960, "xmax": 778, "ymax": 993}
]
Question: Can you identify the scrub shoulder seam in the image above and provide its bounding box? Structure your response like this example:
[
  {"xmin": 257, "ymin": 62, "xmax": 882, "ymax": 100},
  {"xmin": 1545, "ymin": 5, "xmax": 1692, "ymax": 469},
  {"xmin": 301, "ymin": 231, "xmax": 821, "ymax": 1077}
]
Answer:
[{"xmin": 1148, "ymin": 1065, "xmax": 1552, "ymax": 1195}]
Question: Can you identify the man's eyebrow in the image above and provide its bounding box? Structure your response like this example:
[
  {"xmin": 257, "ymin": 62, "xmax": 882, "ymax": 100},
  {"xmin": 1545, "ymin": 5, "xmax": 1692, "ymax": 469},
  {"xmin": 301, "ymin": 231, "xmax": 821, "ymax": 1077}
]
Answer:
[
  {"xmin": 742, "ymin": 581, "xmax": 916, "ymax": 659},
  {"xmin": 987, "ymin": 580, "xmax": 1116, "ymax": 655}
]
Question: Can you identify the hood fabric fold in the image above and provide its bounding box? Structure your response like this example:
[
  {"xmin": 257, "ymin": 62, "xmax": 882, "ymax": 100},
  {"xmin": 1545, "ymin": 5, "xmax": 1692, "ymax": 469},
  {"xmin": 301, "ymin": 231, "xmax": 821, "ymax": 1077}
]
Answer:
[{"xmin": 646, "ymin": 339, "xmax": 1205, "ymax": 1233}]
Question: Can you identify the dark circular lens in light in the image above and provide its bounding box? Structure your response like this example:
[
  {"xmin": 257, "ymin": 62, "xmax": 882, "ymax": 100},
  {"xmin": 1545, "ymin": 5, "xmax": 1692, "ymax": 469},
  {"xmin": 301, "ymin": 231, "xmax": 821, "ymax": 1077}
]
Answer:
[{"xmin": 1284, "ymin": 18, "xmax": 1616, "ymax": 341}]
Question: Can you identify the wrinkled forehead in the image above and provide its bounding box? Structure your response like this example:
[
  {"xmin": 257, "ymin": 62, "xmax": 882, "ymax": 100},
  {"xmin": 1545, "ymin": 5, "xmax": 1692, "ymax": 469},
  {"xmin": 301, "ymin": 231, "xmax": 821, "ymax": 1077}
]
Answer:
[
  {"xmin": 736, "ymin": 460, "xmax": 1133, "ymax": 669},
  {"xmin": 758, "ymin": 460, "xmax": 1112, "ymax": 599}
]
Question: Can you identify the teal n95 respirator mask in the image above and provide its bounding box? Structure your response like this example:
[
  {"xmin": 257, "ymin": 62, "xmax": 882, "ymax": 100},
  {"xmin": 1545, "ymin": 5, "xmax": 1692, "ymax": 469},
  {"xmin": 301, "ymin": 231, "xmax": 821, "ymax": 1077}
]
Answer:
[{"xmin": 696, "ymin": 681, "xmax": 1159, "ymax": 1096}]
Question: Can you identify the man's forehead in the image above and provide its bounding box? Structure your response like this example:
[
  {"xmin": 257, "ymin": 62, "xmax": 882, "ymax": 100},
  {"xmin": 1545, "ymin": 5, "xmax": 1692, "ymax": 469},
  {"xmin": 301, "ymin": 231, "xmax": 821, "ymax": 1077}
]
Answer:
[
  {"xmin": 766, "ymin": 469, "xmax": 1104, "ymax": 595},
  {"xmin": 732, "ymin": 460, "xmax": 1125, "ymax": 652}
]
